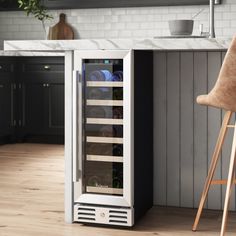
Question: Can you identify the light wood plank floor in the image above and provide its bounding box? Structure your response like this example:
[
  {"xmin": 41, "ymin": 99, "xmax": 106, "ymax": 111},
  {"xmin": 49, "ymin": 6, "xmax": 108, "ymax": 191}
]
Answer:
[{"xmin": 0, "ymin": 143, "xmax": 236, "ymax": 236}]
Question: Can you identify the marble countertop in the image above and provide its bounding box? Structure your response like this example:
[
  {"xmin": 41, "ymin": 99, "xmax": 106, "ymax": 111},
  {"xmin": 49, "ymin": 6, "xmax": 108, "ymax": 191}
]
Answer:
[
  {"xmin": 4, "ymin": 38, "xmax": 232, "ymax": 51},
  {"xmin": 0, "ymin": 50, "xmax": 64, "ymax": 56}
]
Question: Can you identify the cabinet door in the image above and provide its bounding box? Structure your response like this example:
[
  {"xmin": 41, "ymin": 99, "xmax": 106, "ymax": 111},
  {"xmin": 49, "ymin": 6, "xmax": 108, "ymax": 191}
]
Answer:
[
  {"xmin": 43, "ymin": 0, "xmax": 215, "ymax": 9},
  {"xmin": 0, "ymin": 0, "xmax": 19, "ymax": 11},
  {"xmin": 47, "ymin": 83, "xmax": 64, "ymax": 135},
  {"xmin": 0, "ymin": 81, "xmax": 14, "ymax": 136},
  {"xmin": 21, "ymin": 82, "xmax": 46, "ymax": 135},
  {"xmin": 18, "ymin": 56, "xmax": 64, "ymax": 141},
  {"xmin": 43, "ymin": 0, "xmax": 76, "ymax": 9},
  {"xmin": 0, "ymin": 58, "xmax": 15, "ymax": 138},
  {"xmin": 73, "ymin": 50, "xmax": 133, "ymax": 209}
]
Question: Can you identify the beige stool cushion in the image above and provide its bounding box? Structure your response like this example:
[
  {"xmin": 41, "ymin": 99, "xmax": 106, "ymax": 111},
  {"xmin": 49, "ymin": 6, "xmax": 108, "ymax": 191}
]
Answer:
[{"xmin": 197, "ymin": 36, "xmax": 236, "ymax": 112}]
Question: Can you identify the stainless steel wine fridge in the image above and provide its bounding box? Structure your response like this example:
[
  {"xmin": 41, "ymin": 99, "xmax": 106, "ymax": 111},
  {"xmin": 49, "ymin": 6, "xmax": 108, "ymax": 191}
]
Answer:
[{"xmin": 72, "ymin": 50, "xmax": 153, "ymax": 227}]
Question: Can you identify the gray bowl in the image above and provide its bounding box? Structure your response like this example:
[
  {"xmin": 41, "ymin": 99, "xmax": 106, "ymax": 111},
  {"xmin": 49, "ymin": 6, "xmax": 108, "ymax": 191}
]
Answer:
[{"xmin": 168, "ymin": 20, "xmax": 194, "ymax": 36}]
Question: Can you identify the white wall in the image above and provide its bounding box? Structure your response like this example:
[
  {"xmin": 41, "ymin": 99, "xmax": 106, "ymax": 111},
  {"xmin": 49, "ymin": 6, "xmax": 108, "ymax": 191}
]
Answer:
[{"xmin": 0, "ymin": 0, "xmax": 235, "ymax": 48}]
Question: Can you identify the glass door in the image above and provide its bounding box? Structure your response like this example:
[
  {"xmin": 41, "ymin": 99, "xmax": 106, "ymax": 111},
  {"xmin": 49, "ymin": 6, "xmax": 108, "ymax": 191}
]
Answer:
[
  {"xmin": 83, "ymin": 59, "xmax": 124, "ymax": 196},
  {"xmin": 73, "ymin": 50, "xmax": 133, "ymax": 208}
]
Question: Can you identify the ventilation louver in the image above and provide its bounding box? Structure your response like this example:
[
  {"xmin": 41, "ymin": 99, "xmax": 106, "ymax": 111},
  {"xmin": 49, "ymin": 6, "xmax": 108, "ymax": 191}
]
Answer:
[{"xmin": 74, "ymin": 204, "xmax": 133, "ymax": 226}]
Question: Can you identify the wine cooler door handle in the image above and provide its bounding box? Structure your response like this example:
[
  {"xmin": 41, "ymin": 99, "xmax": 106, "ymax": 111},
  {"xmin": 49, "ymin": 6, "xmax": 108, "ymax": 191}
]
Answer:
[{"xmin": 73, "ymin": 70, "xmax": 82, "ymax": 182}]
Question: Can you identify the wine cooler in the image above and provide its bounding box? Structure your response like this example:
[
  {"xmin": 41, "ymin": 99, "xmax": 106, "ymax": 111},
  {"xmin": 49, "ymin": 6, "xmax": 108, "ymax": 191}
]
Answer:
[{"xmin": 72, "ymin": 50, "xmax": 153, "ymax": 227}]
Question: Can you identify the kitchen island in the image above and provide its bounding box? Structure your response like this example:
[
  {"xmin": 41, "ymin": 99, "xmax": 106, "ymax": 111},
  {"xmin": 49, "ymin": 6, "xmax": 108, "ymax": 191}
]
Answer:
[{"xmin": 3, "ymin": 37, "xmax": 233, "ymax": 224}]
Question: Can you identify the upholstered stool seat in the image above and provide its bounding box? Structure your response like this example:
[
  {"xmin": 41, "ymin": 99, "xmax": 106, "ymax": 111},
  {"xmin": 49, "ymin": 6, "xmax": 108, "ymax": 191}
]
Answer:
[{"xmin": 193, "ymin": 36, "xmax": 236, "ymax": 236}]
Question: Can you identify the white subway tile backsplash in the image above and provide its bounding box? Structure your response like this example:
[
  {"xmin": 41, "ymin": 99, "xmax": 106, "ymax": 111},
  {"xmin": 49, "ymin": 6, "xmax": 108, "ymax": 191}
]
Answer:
[
  {"xmin": 215, "ymin": 20, "xmax": 231, "ymax": 28},
  {"xmin": 104, "ymin": 30, "xmax": 119, "ymax": 38},
  {"xmin": 118, "ymin": 15, "xmax": 133, "ymax": 22},
  {"xmin": 111, "ymin": 22, "xmax": 126, "ymax": 30},
  {"xmin": 91, "ymin": 15, "xmax": 105, "ymax": 23},
  {"xmin": 112, "ymin": 8, "xmax": 126, "ymax": 15},
  {"xmin": 118, "ymin": 30, "xmax": 132, "ymax": 38},
  {"xmin": 0, "ymin": 2, "xmax": 235, "ymax": 46},
  {"xmin": 140, "ymin": 22, "xmax": 155, "ymax": 30},
  {"xmin": 104, "ymin": 15, "xmax": 119, "ymax": 23},
  {"xmin": 126, "ymin": 22, "xmax": 140, "ymax": 30},
  {"xmin": 97, "ymin": 23, "xmax": 111, "ymax": 30},
  {"xmin": 132, "ymin": 15, "xmax": 147, "ymax": 22},
  {"xmin": 231, "ymin": 5, "xmax": 236, "ymax": 12}
]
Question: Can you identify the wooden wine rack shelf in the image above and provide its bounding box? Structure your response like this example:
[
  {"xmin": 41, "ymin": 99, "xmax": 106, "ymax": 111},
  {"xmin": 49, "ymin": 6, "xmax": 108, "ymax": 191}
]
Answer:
[
  {"xmin": 86, "ymin": 155, "xmax": 123, "ymax": 163},
  {"xmin": 86, "ymin": 186, "xmax": 123, "ymax": 195},
  {"xmin": 87, "ymin": 81, "xmax": 123, "ymax": 87}
]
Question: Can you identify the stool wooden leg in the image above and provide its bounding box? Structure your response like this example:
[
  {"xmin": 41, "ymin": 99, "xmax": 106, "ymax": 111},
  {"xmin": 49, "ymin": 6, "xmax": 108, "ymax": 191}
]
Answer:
[
  {"xmin": 192, "ymin": 111, "xmax": 232, "ymax": 232},
  {"xmin": 220, "ymin": 121, "xmax": 236, "ymax": 236}
]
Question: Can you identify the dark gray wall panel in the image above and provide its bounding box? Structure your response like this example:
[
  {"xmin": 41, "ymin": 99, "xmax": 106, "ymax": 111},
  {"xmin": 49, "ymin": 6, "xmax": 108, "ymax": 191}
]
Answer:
[
  {"xmin": 154, "ymin": 52, "xmax": 167, "ymax": 206},
  {"xmin": 180, "ymin": 52, "xmax": 194, "ymax": 208},
  {"xmin": 193, "ymin": 52, "xmax": 208, "ymax": 209},
  {"xmin": 153, "ymin": 50, "xmax": 231, "ymax": 210},
  {"xmin": 166, "ymin": 52, "xmax": 180, "ymax": 207},
  {"xmin": 207, "ymin": 52, "xmax": 222, "ymax": 210}
]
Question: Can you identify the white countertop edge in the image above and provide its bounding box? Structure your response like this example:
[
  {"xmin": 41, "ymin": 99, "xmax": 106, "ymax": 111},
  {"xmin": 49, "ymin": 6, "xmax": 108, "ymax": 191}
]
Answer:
[
  {"xmin": 0, "ymin": 50, "xmax": 65, "ymax": 56},
  {"xmin": 4, "ymin": 38, "xmax": 232, "ymax": 51}
]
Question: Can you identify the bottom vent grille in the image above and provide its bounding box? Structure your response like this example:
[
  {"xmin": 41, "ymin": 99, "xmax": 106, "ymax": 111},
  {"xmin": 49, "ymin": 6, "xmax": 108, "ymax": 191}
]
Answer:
[
  {"xmin": 74, "ymin": 204, "xmax": 133, "ymax": 226},
  {"xmin": 109, "ymin": 209, "xmax": 128, "ymax": 224},
  {"xmin": 77, "ymin": 207, "xmax": 96, "ymax": 222}
]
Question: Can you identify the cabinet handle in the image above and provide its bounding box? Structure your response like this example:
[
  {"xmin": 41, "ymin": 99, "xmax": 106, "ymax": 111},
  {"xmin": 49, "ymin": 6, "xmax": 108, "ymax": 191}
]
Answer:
[
  {"xmin": 43, "ymin": 83, "xmax": 47, "ymax": 87},
  {"xmin": 44, "ymin": 65, "xmax": 51, "ymax": 70},
  {"xmin": 73, "ymin": 70, "xmax": 82, "ymax": 182},
  {"xmin": 47, "ymin": 84, "xmax": 50, "ymax": 87},
  {"xmin": 0, "ymin": 84, "xmax": 3, "ymax": 88},
  {"xmin": 0, "ymin": 65, "xmax": 2, "ymax": 70}
]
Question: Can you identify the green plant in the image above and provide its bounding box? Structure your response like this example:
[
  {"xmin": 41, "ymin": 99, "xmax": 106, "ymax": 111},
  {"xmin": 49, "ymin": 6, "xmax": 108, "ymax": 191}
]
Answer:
[
  {"xmin": 18, "ymin": 0, "xmax": 52, "ymax": 21},
  {"xmin": 18, "ymin": 0, "xmax": 53, "ymax": 33}
]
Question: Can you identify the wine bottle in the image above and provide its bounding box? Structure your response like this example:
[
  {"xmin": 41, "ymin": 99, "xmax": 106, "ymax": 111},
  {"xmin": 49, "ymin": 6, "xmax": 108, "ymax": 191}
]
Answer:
[
  {"xmin": 87, "ymin": 175, "xmax": 101, "ymax": 187},
  {"xmin": 112, "ymin": 144, "xmax": 123, "ymax": 156},
  {"xmin": 87, "ymin": 107, "xmax": 105, "ymax": 118},
  {"xmin": 113, "ymin": 107, "xmax": 123, "ymax": 119},
  {"xmin": 111, "ymin": 71, "xmax": 123, "ymax": 81},
  {"xmin": 88, "ymin": 70, "xmax": 105, "ymax": 81},
  {"xmin": 112, "ymin": 167, "xmax": 123, "ymax": 189},
  {"xmin": 87, "ymin": 88, "xmax": 103, "ymax": 99},
  {"xmin": 112, "ymin": 88, "xmax": 123, "ymax": 100},
  {"xmin": 100, "ymin": 126, "xmax": 114, "ymax": 137}
]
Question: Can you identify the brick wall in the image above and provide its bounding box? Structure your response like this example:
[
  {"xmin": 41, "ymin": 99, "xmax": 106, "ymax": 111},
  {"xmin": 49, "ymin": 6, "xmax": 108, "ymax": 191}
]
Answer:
[{"xmin": 0, "ymin": 0, "xmax": 235, "ymax": 48}]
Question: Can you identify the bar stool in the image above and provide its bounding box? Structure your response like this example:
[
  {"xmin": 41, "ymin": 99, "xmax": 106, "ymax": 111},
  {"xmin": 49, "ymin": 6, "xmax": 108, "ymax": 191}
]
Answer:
[{"xmin": 193, "ymin": 36, "xmax": 236, "ymax": 236}]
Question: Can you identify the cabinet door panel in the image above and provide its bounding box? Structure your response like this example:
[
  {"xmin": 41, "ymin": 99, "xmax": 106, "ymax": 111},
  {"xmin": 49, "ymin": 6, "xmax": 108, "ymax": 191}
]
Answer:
[
  {"xmin": 0, "ymin": 82, "xmax": 13, "ymax": 136},
  {"xmin": 22, "ymin": 83, "xmax": 46, "ymax": 134},
  {"xmin": 47, "ymin": 83, "xmax": 64, "ymax": 135}
]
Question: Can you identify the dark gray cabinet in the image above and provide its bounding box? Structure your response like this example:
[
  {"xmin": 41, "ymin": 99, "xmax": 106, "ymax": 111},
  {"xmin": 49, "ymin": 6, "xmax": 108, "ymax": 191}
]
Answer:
[
  {"xmin": 21, "ymin": 82, "xmax": 46, "ymax": 134},
  {"xmin": 44, "ymin": 0, "xmax": 219, "ymax": 9},
  {"xmin": 0, "ymin": 56, "xmax": 64, "ymax": 144},
  {"xmin": 47, "ymin": 83, "xmax": 64, "ymax": 134},
  {"xmin": 0, "ymin": 0, "xmax": 220, "ymax": 11},
  {"xmin": 0, "ymin": 58, "xmax": 15, "ymax": 141},
  {"xmin": 18, "ymin": 57, "xmax": 64, "ymax": 143},
  {"xmin": 0, "ymin": 0, "xmax": 19, "ymax": 11}
]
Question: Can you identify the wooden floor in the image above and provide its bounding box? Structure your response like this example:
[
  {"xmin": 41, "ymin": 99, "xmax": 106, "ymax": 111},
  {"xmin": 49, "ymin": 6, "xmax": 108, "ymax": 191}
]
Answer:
[{"xmin": 0, "ymin": 143, "xmax": 236, "ymax": 236}]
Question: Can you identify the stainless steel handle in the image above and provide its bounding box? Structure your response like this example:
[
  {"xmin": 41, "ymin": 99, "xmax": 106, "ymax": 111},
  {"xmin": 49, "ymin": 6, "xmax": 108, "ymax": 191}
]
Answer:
[
  {"xmin": 43, "ymin": 83, "xmax": 46, "ymax": 87},
  {"xmin": 73, "ymin": 70, "xmax": 82, "ymax": 182},
  {"xmin": 44, "ymin": 65, "xmax": 51, "ymax": 70}
]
